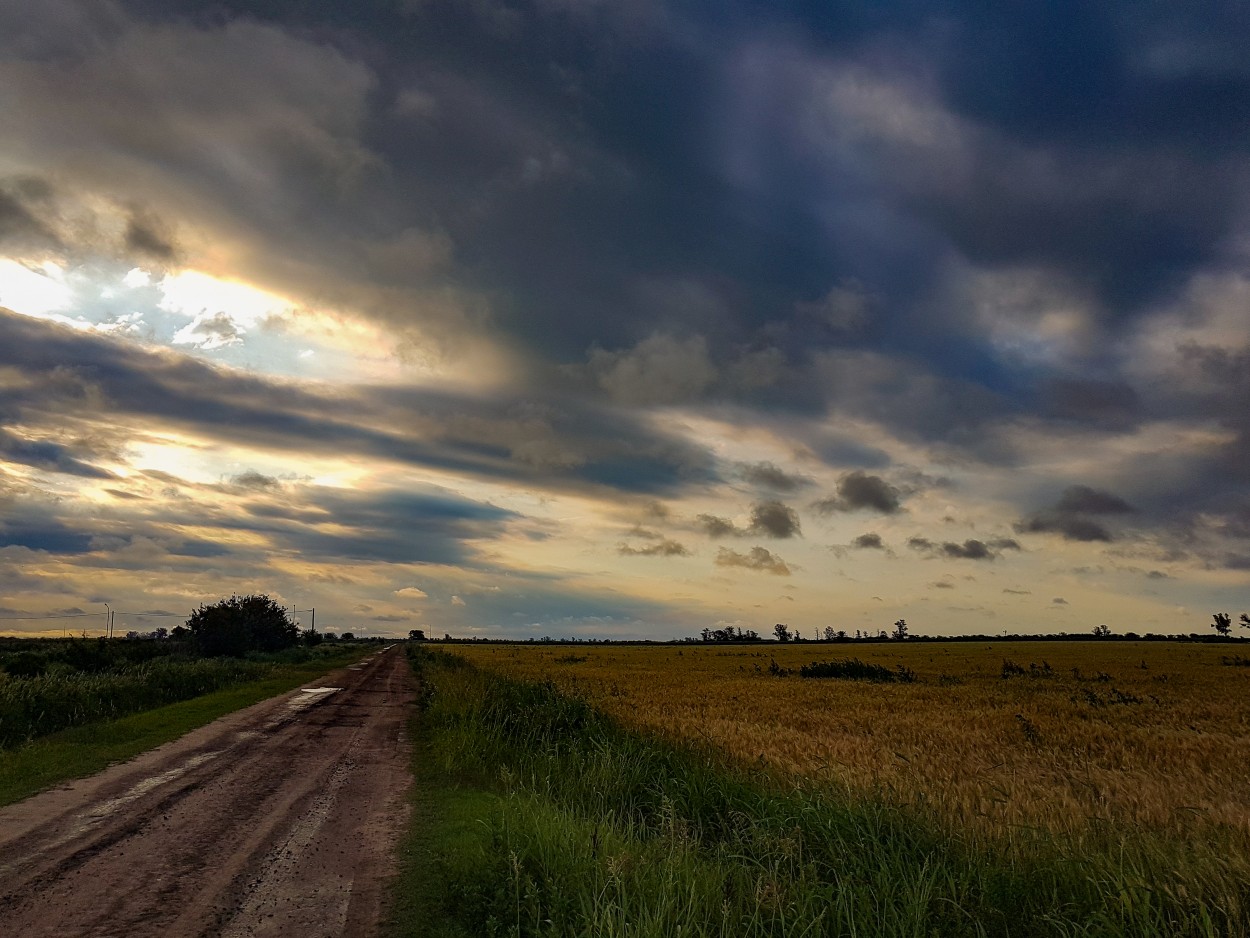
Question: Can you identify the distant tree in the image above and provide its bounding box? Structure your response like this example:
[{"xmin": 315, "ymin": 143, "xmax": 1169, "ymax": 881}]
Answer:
[
  {"xmin": 823, "ymin": 625, "xmax": 836, "ymax": 641},
  {"xmin": 321, "ymin": 631, "xmax": 338, "ymax": 642},
  {"xmin": 1092, "ymin": 624, "xmax": 1112, "ymax": 638},
  {"xmin": 341, "ymin": 631, "xmax": 356, "ymax": 641},
  {"xmin": 892, "ymin": 619, "xmax": 909, "ymax": 641},
  {"xmin": 152, "ymin": 627, "xmax": 169, "ymax": 640},
  {"xmin": 170, "ymin": 625, "xmax": 190, "ymax": 640},
  {"xmin": 1241, "ymin": 613, "xmax": 1250, "ymax": 631},
  {"xmin": 773, "ymin": 623, "xmax": 792, "ymax": 642},
  {"xmin": 408, "ymin": 629, "xmax": 426, "ymax": 641},
  {"xmin": 302, "ymin": 629, "xmax": 323, "ymax": 646},
  {"xmin": 187, "ymin": 594, "xmax": 299, "ymax": 657},
  {"xmin": 1212, "ymin": 613, "xmax": 1233, "ymax": 638}
]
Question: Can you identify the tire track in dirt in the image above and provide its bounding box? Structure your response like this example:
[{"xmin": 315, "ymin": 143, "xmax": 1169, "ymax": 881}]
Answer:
[{"xmin": 0, "ymin": 645, "xmax": 414, "ymax": 937}]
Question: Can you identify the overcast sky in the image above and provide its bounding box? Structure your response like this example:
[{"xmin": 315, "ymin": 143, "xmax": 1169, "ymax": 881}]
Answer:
[{"xmin": 2, "ymin": 0, "xmax": 1249, "ymax": 639}]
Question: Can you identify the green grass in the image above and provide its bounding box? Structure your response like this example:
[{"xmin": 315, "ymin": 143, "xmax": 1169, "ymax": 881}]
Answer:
[
  {"xmin": 0, "ymin": 645, "xmax": 371, "ymax": 807},
  {"xmin": 389, "ymin": 646, "xmax": 1245, "ymax": 938}
]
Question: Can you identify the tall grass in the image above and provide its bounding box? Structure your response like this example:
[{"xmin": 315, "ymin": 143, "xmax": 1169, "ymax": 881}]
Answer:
[
  {"xmin": 0, "ymin": 657, "xmax": 270, "ymax": 747},
  {"xmin": 400, "ymin": 646, "xmax": 1246, "ymax": 938}
]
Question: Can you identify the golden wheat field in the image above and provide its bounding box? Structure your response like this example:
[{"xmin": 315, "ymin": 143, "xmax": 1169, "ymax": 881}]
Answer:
[{"xmin": 454, "ymin": 641, "xmax": 1250, "ymax": 843}]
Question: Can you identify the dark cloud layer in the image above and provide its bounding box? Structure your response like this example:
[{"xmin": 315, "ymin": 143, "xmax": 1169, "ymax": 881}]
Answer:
[
  {"xmin": 2, "ymin": 1, "xmax": 1250, "ymax": 631},
  {"xmin": 0, "ymin": 310, "xmax": 715, "ymax": 499}
]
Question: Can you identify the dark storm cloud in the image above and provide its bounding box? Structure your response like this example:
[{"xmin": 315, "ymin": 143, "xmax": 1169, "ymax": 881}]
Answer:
[
  {"xmin": 813, "ymin": 472, "xmax": 902, "ymax": 515},
  {"xmin": 851, "ymin": 532, "xmax": 884, "ymax": 549},
  {"xmin": 0, "ymin": 311, "xmax": 716, "ymax": 499}
]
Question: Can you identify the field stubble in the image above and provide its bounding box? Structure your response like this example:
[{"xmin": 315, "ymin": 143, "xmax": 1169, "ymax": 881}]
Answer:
[{"xmin": 454, "ymin": 642, "xmax": 1250, "ymax": 847}]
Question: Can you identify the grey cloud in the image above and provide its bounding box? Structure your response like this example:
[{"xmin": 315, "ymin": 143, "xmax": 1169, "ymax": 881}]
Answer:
[
  {"xmin": 1018, "ymin": 485, "xmax": 1133, "ymax": 542},
  {"xmin": 1055, "ymin": 485, "xmax": 1134, "ymax": 515},
  {"xmin": 814, "ymin": 471, "xmax": 902, "ymax": 515},
  {"xmin": 0, "ymin": 428, "xmax": 115, "ymax": 479},
  {"xmin": 1041, "ymin": 378, "xmax": 1141, "ymax": 430},
  {"xmin": 909, "ymin": 537, "xmax": 1018, "ymax": 561},
  {"xmin": 735, "ymin": 461, "xmax": 813, "ymax": 492},
  {"xmin": 748, "ymin": 500, "xmax": 801, "ymax": 538},
  {"xmin": 696, "ymin": 514, "xmax": 738, "ymax": 538},
  {"xmin": 230, "ymin": 471, "xmax": 281, "ymax": 490},
  {"xmin": 123, "ymin": 210, "xmax": 177, "ymax": 261},
  {"xmin": 1019, "ymin": 515, "xmax": 1113, "ymax": 542},
  {"xmin": 714, "ymin": 546, "xmax": 791, "ymax": 576},
  {"xmin": 696, "ymin": 501, "xmax": 800, "ymax": 539},
  {"xmin": 587, "ymin": 334, "xmax": 717, "ymax": 406},
  {"xmin": 851, "ymin": 532, "xmax": 884, "ymax": 549},
  {"xmin": 617, "ymin": 539, "xmax": 690, "ymax": 557}
]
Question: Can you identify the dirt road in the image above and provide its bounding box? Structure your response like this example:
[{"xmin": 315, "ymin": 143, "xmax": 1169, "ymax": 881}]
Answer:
[{"xmin": 0, "ymin": 645, "xmax": 414, "ymax": 937}]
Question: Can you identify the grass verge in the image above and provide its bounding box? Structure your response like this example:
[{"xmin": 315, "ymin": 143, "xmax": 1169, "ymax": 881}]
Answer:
[
  {"xmin": 389, "ymin": 646, "xmax": 1244, "ymax": 938},
  {"xmin": 0, "ymin": 645, "xmax": 371, "ymax": 807}
]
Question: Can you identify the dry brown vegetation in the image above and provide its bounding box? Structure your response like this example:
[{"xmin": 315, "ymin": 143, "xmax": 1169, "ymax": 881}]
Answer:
[{"xmin": 455, "ymin": 641, "xmax": 1250, "ymax": 846}]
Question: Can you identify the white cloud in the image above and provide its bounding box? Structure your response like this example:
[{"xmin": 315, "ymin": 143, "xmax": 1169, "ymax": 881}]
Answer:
[{"xmin": 394, "ymin": 586, "xmax": 428, "ymax": 599}]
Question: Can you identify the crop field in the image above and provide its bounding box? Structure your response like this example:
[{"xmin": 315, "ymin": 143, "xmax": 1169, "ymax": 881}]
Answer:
[
  {"xmin": 453, "ymin": 641, "xmax": 1250, "ymax": 842},
  {"xmin": 398, "ymin": 642, "xmax": 1250, "ymax": 937}
]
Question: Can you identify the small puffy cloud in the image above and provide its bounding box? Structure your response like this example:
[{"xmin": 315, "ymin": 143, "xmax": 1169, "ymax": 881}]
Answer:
[
  {"xmin": 230, "ymin": 470, "xmax": 280, "ymax": 490},
  {"xmin": 714, "ymin": 546, "xmax": 791, "ymax": 576},
  {"xmin": 910, "ymin": 537, "xmax": 1019, "ymax": 561},
  {"xmin": 394, "ymin": 587, "xmax": 429, "ymax": 599},
  {"xmin": 748, "ymin": 500, "xmax": 801, "ymax": 538},
  {"xmin": 1052, "ymin": 597, "xmax": 1068, "ymax": 605},
  {"xmin": 813, "ymin": 472, "xmax": 902, "ymax": 515},
  {"xmin": 697, "ymin": 513, "xmax": 738, "ymax": 538},
  {"xmin": 852, "ymin": 532, "xmax": 884, "ymax": 549},
  {"xmin": 588, "ymin": 333, "xmax": 716, "ymax": 406},
  {"xmin": 697, "ymin": 502, "xmax": 800, "ymax": 539},
  {"xmin": 931, "ymin": 580, "xmax": 956, "ymax": 589},
  {"xmin": 617, "ymin": 539, "xmax": 690, "ymax": 557},
  {"xmin": 735, "ymin": 461, "xmax": 813, "ymax": 492},
  {"xmin": 172, "ymin": 311, "xmax": 245, "ymax": 350}
]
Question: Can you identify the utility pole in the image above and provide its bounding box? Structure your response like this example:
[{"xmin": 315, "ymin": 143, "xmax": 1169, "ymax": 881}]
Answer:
[
  {"xmin": 103, "ymin": 603, "xmax": 112, "ymax": 639},
  {"xmin": 310, "ymin": 608, "xmax": 315, "ymax": 633}
]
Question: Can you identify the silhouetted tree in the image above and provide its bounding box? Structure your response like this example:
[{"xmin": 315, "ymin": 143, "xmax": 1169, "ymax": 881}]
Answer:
[
  {"xmin": 892, "ymin": 619, "xmax": 909, "ymax": 641},
  {"xmin": 774, "ymin": 623, "xmax": 792, "ymax": 642},
  {"xmin": 1092, "ymin": 624, "xmax": 1112, "ymax": 638},
  {"xmin": 1212, "ymin": 613, "xmax": 1233, "ymax": 638},
  {"xmin": 1241, "ymin": 613, "xmax": 1250, "ymax": 631},
  {"xmin": 187, "ymin": 594, "xmax": 298, "ymax": 657}
]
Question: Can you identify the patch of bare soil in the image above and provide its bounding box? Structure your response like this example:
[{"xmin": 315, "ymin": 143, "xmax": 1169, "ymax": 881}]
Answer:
[{"xmin": 0, "ymin": 645, "xmax": 414, "ymax": 937}]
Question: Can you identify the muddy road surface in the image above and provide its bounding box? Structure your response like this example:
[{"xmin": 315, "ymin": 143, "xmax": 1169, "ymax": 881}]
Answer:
[{"xmin": 0, "ymin": 644, "xmax": 414, "ymax": 937}]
